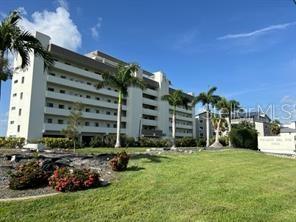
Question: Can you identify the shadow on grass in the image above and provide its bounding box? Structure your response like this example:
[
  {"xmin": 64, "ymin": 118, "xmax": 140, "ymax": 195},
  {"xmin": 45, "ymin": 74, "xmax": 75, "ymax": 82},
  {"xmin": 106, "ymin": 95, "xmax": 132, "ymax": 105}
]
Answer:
[
  {"xmin": 130, "ymin": 153, "xmax": 169, "ymax": 163},
  {"xmin": 126, "ymin": 166, "xmax": 145, "ymax": 171}
]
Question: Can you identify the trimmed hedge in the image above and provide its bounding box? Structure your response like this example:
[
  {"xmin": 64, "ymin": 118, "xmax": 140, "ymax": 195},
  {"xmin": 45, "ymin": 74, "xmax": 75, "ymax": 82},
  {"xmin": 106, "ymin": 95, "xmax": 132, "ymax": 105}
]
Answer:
[
  {"xmin": 42, "ymin": 137, "xmax": 74, "ymax": 149},
  {"xmin": 0, "ymin": 137, "xmax": 25, "ymax": 149},
  {"xmin": 89, "ymin": 135, "xmax": 136, "ymax": 147}
]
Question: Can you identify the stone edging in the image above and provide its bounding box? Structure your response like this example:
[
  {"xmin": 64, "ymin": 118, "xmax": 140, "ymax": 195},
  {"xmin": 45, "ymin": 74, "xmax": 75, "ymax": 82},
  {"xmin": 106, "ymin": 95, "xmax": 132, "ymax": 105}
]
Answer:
[{"xmin": 0, "ymin": 192, "xmax": 59, "ymax": 202}]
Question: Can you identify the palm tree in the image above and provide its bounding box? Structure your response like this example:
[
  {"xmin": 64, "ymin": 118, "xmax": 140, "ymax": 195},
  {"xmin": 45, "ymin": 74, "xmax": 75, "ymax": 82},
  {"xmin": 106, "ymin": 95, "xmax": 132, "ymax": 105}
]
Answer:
[
  {"xmin": 193, "ymin": 87, "xmax": 220, "ymax": 147},
  {"xmin": 97, "ymin": 63, "xmax": 145, "ymax": 148},
  {"xmin": 162, "ymin": 90, "xmax": 192, "ymax": 149},
  {"xmin": 270, "ymin": 119, "xmax": 281, "ymax": 136},
  {"xmin": 0, "ymin": 10, "xmax": 53, "ymax": 98}
]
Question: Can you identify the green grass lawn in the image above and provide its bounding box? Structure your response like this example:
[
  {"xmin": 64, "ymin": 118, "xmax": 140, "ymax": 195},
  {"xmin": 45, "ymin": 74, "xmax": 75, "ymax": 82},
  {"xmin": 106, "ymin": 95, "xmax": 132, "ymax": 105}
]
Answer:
[
  {"xmin": 76, "ymin": 147, "xmax": 148, "ymax": 155},
  {"xmin": 1, "ymin": 149, "xmax": 296, "ymax": 221}
]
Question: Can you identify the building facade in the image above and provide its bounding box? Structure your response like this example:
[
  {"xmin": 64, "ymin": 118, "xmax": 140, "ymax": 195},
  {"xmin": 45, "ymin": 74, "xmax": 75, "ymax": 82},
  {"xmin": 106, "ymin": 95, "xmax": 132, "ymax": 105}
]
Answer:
[{"xmin": 7, "ymin": 32, "xmax": 195, "ymax": 142}]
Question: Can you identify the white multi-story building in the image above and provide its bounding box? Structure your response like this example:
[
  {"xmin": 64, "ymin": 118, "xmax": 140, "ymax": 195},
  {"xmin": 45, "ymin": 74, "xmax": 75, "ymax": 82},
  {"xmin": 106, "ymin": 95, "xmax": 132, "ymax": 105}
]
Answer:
[{"xmin": 7, "ymin": 32, "xmax": 195, "ymax": 143}]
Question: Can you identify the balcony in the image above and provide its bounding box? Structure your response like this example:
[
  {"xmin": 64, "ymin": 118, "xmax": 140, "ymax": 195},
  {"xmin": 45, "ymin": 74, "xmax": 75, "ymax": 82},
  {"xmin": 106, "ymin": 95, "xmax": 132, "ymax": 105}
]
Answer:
[
  {"xmin": 142, "ymin": 119, "xmax": 158, "ymax": 126},
  {"xmin": 142, "ymin": 108, "xmax": 158, "ymax": 116},
  {"xmin": 44, "ymin": 107, "xmax": 126, "ymax": 121},
  {"xmin": 47, "ymin": 75, "xmax": 118, "ymax": 97},
  {"xmin": 143, "ymin": 98, "xmax": 158, "ymax": 106},
  {"xmin": 170, "ymin": 114, "xmax": 193, "ymax": 122},
  {"xmin": 143, "ymin": 88, "xmax": 158, "ymax": 97},
  {"xmin": 175, "ymin": 106, "xmax": 193, "ymax": 114},
  {"xmin": 53, "ymin": 61, "xmax": 102, "ymax": 81},
  {"xmin": 44, "ymin": 123, "xmax": 126, "ymax": 134},
  {"xmin": 46, "ymin": 91, "xmax": 126, "ymax": 110},
  {"xmin": 141, "ymin": 129, "xmax": 162, "ymax": 137}
]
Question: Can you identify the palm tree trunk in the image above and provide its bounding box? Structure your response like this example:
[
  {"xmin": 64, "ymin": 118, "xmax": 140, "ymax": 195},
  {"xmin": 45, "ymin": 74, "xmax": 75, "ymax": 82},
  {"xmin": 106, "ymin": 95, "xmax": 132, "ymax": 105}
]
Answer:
[
  {"xmin": 0, "ymin": 50, "xmax": 4, "ymax": 100},
  {"xmin": 115, "ymin": 91, "xmax": 122, "ymax": 148},
  {"xmin": 172, "ymin": 107, "xmax": 176, "ymax": 149},
  {"xmin": 215, "ymin": 118, "xmax": 222, "ymax": 143},
  {"xmin": 228, "ymin": 113, "xmax": 232, "ymax": 147},
  {"xmin": 73, "ymin": 139, "xmax": 76, "ymax": 153},
  {"xmin": 206, "ymin": 104, "xmax": 210, "ymax": 147}
]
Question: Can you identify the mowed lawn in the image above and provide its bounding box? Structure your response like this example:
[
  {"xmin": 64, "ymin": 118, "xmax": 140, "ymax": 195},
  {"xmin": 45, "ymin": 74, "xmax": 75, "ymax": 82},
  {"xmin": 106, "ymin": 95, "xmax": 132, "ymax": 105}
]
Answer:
[{"xmin": 1, "ymin": 149, "xmax": 296, "ymax": 222}]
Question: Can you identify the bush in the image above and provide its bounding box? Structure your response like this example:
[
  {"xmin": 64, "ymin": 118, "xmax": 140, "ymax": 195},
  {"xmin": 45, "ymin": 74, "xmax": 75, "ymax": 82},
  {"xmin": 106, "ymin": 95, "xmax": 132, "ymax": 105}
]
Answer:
[
  {"xmin": 196, "ymin": 138, "xmax": 206, "ymax": 147},
  {"xmin": 49, "ymin": 168, "xmax": 100, "ymax": 192},
  {"xmin": 9, "ymin": 161, "xmax": 50, "ymax": 190},
  {"xmin": 89, "ymin": 135, "xmax": 136, "ymax": 147},
  {"xmin": 109, "ymin": 151, "xmax": 130, "ymax": 171},
  {"xmin": 229, "ymin": 123, "xmax": 258, "ymax": 150},
  {"xmin": 219, "ymin": 136, "xmax": 229, "ymax": 146},
  {"xmin": 139, "ymin": 137, "xmax": 171, "ymax": 147},
  {"xmin": 176, "ymin": 137, "xmax": 197, "ymax": 147},
  {"xmin": 0, "ymin": 137, "xmax": 25, "ymax": 149},
  {"xmin": 42, "ymin": 137, "xmax": 74, "ymax": 149}
]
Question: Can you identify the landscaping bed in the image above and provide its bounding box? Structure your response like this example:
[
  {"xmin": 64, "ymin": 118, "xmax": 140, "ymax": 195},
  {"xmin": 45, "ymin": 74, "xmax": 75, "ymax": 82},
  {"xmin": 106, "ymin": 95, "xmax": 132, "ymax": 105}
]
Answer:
[{"xmin": 0, "ymin": 150, "xmax": 117, "ymax": 199}]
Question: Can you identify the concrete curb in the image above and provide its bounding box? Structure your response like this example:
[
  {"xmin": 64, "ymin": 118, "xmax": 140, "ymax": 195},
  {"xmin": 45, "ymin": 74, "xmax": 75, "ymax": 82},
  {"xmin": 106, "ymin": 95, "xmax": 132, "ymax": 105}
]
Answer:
[{"xmin": 0, "ymin": 192, "xmax": 59, "ymax": 202}]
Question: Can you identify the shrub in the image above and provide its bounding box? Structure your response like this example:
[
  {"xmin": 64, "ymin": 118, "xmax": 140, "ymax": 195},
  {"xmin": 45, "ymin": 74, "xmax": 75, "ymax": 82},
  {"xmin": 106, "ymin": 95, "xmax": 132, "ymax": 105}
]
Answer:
[
  {"xmin": 219, "ymin": 136, "xmax": 229, "ymax": 146},
  {"xmin": 89, "ymin": 135, "xmax": 136, "ymax": 147},
  {"xmin": 109, "ymin": 151, "xmax": 130, "ymax": 171},
  {"xmin": 176, "ymin": 137, "xmax": 197, "ymax": 147},
  {"xmin": 229, "ymin": 123, "xmax": 258, "ymax": 150},
  {"xmin": 139, "ymin": 137, "xmax": 171, "ymax": 147},
  {"xmin": 196, "ymin": 138, "xmax": 206, "ymax": 147},
  {"xmin": 0, "ymin": 137, "xmax": 25, "ymax": 149},
  {"xmin": 9, "ymin": 160, "xmax": 50, "ymax": 190},
  {"xmin": 42, "ymin": 137, "xmax": 74, "ymax": 149},
  {"xmin": 49, "ymin": 168, "xmax": 100, "ymax": 192}
]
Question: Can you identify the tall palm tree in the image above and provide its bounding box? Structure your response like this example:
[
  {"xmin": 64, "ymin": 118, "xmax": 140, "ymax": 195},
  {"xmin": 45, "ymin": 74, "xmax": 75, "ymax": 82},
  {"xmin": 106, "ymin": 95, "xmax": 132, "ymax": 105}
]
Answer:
[
  {"xmin": 97, "ymin": 63, "xmax": 145, "ymax": 148},
  {"xmin": 0, "ymin": 10, "xmax": 53, "ymax": 98},
  {"xmin": 162, "ymin": 90, "xmax": 192, "ymax": 149},
  {"xmin": 193, "ymin": 87, "xmax": 220, "ymax": 147}
]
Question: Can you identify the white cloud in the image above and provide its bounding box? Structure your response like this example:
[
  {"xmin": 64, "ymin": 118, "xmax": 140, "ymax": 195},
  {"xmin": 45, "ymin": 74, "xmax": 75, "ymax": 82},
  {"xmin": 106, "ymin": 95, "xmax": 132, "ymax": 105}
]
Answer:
[
  {"xmin": 17, "ymin": 7, "xmax": 27, "ymax": 15},
  {"xmin": 57, "ymin": 0, "xmax": 69, "ymax": 10},
  {"xmin": 218, "ymin": 21, "xmax": 296, "ymax": 40},
  {"xmin": 19, "ymin": 6, "xmax": 81, "ymax": 51},
  {"xmin": 91, "ymin": 17, "xmax": 103, "ymax": 39}
]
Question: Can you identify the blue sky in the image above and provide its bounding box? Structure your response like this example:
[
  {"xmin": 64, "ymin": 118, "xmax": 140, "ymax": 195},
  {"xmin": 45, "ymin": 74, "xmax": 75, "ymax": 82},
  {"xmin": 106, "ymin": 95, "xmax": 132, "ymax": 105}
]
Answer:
[{"xmin": 1, "ymin": 0, "xmax": 296, "ymax": 135}]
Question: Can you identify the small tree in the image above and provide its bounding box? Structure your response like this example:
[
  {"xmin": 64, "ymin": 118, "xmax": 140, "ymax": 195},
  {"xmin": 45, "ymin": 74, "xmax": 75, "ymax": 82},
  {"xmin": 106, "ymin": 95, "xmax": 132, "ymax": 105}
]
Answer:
[
  {"xmin": 62, "ymin": 102, "xmax": 83, "ymax": 152},
  {"xmin": 162, "ymin": 90, "xmax": 192, "ymax": 149},
  {"xmin": 270, "ymin": 120, "xmax": 281, "ymax": 136},
  {"xmin": 97, "ymin": 63, "xmax": 145, "ymax": 148}
]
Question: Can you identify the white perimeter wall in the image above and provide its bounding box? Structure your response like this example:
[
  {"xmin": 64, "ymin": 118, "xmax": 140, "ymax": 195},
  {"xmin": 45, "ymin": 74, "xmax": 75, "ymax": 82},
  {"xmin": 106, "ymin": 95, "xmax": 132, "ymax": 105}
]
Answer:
[{"xmin": 258, "ymin": 135, "xmax": 296, "ymax": 155}]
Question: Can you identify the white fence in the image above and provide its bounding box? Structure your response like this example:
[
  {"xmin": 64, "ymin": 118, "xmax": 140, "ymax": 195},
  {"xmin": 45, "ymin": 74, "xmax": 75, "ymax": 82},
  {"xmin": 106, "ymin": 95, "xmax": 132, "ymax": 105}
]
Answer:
[{"xmin": 258, "ymin": 135, "xmax": 296, "ymax": 155}]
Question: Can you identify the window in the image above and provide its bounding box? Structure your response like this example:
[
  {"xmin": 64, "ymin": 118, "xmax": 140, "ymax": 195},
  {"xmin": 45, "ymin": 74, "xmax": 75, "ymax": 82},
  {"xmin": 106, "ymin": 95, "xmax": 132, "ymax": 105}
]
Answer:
[
  {"xmin": 95, "ymin": 122, "xmax": 99, "ymax": 127},
  {"xmin": 10, "ymin": 121, "xmax": 14, "ymax": 124},
  {"xmin": 17, "ymin": 125, "xmax": 20, "ymax": 132},
  {"xmin": 47, "ymin": 103, "xmax": 54, "ymax": 108},
  {"xmin": 96, "ymin": 97, "xmax": 100, "ymax": 100},
  {"xmin": 61, "ymin": 75, "xmax": 66, "ymax": 79},
  {"xmin": 106, "ymin": 111, "xmax": 111, "ymax": 115},
  {"xmin": 18, "ymin": 109, "xmax": 22, "ymax": 116},
  {"xmin": 107, "ymin": 99, "xmax": 111, "ymax": 103},
  {"xmin": 114, "ymin": 112, "xmax": 117, "ymax": 116},
  {"xmin": 107, "ymin": 123, "xmax": 110, "ymax": 128},
  {"xmin": 108, "ymin": 87, "xmax": 111, "ymax": 90},
  {"xmin": 60, "ymin": 90, "xmax": 66, "ymax": 94},
  {"xmin": 58, "ymin": 104, "xmax": 64, "ymax": 109},
  {"xmin": 48, "ymin": 87, "xmax": 54, "ymax": 92},
  {"xmin": 68, "ymin": 107, "xmax": 72, "ymax": 110},
  {"xmin": 85, "ymin": 122, "xmax": 89, "ymax": 126},
  {"xmin": 87, "ymin": 82, "xmax": 91, "ymax": 85},
  {"xmin": 86, "ymin": 95, "xmax": 91, "ymax": 99},
  {"xmin": 21, "ymin": 77, "xmax": 24, "ymax": 83},
  {"xmin": 11, "ymin": 107, "xmax": 15, "ymax": 111},
  {"xmin": 96, "ymin": 110, "xmax": 100, "ymax": 114},
  {"xmin": 58, "ymin": 119, "xmax": 64, "ymax": 124},
  {"xmin": 85, "ymin": 108, "xmax": 90, "ymax": 112},
  {"xmin": 20, "ymin": 92, "xmax": 23, "ymax": 99},
  {"xmin": 113, "ymin": 124, "xmax": 116, "ymax": 128},
  {"xmin": 49, "ymin": 73, "xmax": 55, "ymax": 76},
  {"xmin": 47, "ymin": 119, "xmax": 52, "ymax": 123},
  {"xmin": 14, "ymin": 80, "xmax": 18, "ymax": 84}
]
